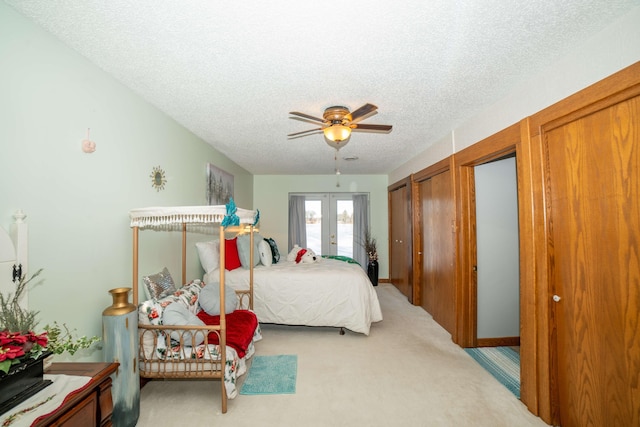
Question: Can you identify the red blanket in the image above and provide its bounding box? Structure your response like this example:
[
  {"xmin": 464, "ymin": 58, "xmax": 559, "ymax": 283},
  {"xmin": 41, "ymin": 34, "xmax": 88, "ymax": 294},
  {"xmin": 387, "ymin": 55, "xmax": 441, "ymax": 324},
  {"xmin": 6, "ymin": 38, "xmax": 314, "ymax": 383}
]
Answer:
[{"xmin": 196, "ymin": 310, "xmax": 258, "ymax": 358}]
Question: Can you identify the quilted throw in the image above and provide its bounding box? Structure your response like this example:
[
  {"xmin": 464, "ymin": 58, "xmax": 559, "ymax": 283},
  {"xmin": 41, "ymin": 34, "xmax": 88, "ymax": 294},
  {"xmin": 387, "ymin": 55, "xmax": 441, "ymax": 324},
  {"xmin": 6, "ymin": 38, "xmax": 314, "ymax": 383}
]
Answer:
[{"xmin": 197, "ymin": 310, "xmax": 259, "ymax": 358}]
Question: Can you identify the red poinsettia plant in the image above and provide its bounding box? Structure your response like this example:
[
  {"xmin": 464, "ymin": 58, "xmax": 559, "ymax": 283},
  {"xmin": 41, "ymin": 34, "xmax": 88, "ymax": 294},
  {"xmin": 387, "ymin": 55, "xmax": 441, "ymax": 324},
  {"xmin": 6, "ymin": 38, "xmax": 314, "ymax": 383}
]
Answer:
[
  {"xmin": 0, "ymin": 330, "xmax": 48, "ymax": 374},
  {"xmin": 0, "ymin": 268, "xmax": 100, "ymax": 375}
]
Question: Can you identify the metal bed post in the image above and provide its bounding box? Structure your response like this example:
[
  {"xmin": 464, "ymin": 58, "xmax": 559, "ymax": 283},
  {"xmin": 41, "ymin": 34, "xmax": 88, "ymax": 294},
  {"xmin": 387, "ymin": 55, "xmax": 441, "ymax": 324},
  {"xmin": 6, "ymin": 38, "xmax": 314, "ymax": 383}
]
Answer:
[
  {"xmin": 181, "ymin": 222, "xmax": 187, "ymax": 286},
  {"xmin": 218, "ymin": 224, "xmax": 227, "ymax": 412},
  {"xmin": 132, "ymin": 226, "xmax": 139, "ymax": 305}
]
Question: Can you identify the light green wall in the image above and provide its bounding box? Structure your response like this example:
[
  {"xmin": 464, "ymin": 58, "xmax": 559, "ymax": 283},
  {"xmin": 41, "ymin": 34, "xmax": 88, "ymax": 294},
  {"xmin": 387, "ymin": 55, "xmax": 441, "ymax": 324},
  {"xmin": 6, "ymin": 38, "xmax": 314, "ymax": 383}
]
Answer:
[
  {"xmin": 253, "ymin": 175, "xmax": 389, "ymax": 279},
  {"xmin": 0, "ymin": 4, "xmax": 252, "ymax": 361}
]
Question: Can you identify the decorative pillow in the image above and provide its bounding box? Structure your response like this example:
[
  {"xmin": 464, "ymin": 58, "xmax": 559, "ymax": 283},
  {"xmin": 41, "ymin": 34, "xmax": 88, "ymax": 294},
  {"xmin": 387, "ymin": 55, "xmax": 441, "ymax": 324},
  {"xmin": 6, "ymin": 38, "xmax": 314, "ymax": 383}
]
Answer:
[
  {"xmin": 163, "ymin": 303, "xmax": 206, "ymax": 346},
  {"xmin": 236, "ymin": 232, "xmax": 262, "ymax": 269},
  {"xmin": 138, "ymin": 280, "xmax": 205, "ymax": 358},
  {"xmin": 199, "ymin": 281, "xmax": 238, "ymax": 315},
  {"xmin": 142, "ymin": 267, "xmax": 177, "ymax": 300},
  {"xmin": 258, "ymin": 239, "xmax": 272, "ymax": 267},
  {"xmin": 224, "ymin": 237, "xmax": 242, "ymax": 271},
  {"xmin": 138, "ymin": 280, "xmax": 205, "ymax": 326},
  {"xmin": 195, "ymin": 240, "xmax": 219, "ymax": 274},
  {"xmin": 266, "ymin": 238, "xmax": 280, "ymax": 264},
  {"xmin": 174, "ymin": 280, "xmax": 205, "ymax": 310}
]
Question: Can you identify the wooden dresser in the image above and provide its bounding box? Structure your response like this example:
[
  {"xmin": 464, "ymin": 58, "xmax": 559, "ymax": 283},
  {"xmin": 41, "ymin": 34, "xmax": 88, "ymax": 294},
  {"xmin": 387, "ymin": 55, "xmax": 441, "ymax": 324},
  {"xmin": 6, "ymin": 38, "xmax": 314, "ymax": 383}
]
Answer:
[{"xmin": 33, "ymin": 362, "xmax": 118, "ymax": 427}]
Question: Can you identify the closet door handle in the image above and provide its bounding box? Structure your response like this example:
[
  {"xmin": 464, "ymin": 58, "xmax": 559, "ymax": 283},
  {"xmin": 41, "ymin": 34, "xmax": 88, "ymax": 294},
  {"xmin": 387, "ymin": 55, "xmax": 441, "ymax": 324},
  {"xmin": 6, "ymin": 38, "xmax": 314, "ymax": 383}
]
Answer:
[{"xmin": 553, "ymin": 295, "xmax": 561, "ymax": 302}]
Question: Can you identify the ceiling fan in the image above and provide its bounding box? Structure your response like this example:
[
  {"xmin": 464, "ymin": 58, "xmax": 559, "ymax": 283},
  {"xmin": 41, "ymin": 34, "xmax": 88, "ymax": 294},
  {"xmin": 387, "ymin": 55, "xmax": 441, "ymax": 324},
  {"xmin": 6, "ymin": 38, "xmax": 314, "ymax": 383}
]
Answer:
[{"xmin": 288, "ymin": 103, "xmax": 392, "ymax": 150}]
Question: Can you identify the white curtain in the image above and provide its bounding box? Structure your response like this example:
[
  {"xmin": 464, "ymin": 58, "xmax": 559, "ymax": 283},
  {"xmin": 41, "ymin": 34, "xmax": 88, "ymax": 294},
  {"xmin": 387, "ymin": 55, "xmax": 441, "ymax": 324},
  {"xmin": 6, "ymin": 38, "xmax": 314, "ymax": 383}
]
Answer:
[
  {"xmin": 353, "ymin": 194, "xmax": 369, "ymax": 269},
  {"xmin": 288, "ymin": 195, "xmax": 307, "ymax": 252}
]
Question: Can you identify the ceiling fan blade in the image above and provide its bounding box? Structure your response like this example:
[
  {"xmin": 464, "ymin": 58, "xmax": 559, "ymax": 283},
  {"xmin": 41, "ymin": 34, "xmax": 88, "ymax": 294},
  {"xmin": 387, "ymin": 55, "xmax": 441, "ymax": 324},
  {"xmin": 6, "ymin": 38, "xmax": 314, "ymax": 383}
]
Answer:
[
  {"xmin": 288, "ymin": 127, "xmax": 323, "ymax": 137},
  {"xmin": 289, "ymin": 111, "xmax": 325, "ymax": 123},
  {"xmin": 353, "ymin": 123, "xmax": 392, "ymax": 132},
  {"xmin": 348, "ymin": 103, "xmax": 378, "ymax": 123}
]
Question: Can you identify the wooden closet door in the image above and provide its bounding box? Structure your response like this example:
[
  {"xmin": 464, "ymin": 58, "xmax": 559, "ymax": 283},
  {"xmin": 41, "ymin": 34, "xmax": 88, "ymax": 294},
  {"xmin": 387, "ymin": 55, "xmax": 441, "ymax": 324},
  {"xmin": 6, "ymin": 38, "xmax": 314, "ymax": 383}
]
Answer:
[
  {"xmin": 419, "ymin": 171, "xmax": 455, "ymax": 335},
  {"xmin": 545, "ymin": 95, "xmax": 639, "ymax": 426},
  {"xmin": 389, "ymin": 183, "xmax": 412, "ymax": 301},
  {"xmin": 420, "ymin": 179, "xmax": 434, "ymax": 314}
]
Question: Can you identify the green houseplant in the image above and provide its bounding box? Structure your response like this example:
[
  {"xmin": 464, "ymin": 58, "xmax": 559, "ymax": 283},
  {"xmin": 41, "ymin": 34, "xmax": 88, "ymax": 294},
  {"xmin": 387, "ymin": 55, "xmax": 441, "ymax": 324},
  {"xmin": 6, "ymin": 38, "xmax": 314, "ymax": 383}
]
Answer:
[
  {"xmin": 0, "ymin": 268, "xmax": 100, "ymax": 374},
  {"xmin": 362, "ymin": 229, "xmax": 379, "ymax": 286}
]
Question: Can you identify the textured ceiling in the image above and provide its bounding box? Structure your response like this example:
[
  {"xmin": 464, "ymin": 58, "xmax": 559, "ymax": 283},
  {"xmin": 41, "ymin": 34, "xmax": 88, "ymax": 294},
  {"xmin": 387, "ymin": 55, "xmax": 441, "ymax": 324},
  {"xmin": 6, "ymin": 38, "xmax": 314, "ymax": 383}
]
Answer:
[{"xmin": 5, "ymin": 0, "xmax": 638, "ymax": 174}]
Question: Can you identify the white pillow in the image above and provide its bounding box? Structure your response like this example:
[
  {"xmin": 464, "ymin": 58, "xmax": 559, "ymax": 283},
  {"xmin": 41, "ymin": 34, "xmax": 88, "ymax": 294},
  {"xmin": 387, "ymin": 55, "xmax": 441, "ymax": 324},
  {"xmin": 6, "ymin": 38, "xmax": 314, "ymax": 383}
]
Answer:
[
  {"xmin": 258, "ymin": 239, "xmax": 272, "ymax": 267},
  {"xmin": 199, "ymin": 282, "xmax": 238, "ymax": 315},
  {"xmin": 195, "ymin": 240, "xmax": 219, "ymax": 274}
]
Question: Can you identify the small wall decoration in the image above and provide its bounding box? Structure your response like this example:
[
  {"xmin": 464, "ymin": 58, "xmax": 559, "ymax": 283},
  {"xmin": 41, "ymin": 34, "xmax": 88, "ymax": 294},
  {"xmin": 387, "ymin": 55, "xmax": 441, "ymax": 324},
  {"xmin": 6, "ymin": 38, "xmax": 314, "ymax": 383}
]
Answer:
[
  {"xmin": 150, "ymin": 166, "xmax": 167, "ymax": 191},
  {"xmin": 206, "ymin": 163, "xmax": 233, "ymax": 205},
  {"xmin": 81, "ymin": 128, "xmax": 96, "ymax": 153}
]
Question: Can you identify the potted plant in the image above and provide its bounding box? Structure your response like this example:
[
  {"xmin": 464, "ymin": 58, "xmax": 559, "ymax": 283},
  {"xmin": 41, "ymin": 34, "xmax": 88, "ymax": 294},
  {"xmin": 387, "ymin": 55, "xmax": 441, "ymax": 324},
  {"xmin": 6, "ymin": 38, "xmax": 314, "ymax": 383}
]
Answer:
[
  {"xmin": 0, "ymin": 269, "xmax": 100, "ymax": 414},
  {"xmin": 362, "ymin": 229, "xmax": 379, "ymax": 286}
]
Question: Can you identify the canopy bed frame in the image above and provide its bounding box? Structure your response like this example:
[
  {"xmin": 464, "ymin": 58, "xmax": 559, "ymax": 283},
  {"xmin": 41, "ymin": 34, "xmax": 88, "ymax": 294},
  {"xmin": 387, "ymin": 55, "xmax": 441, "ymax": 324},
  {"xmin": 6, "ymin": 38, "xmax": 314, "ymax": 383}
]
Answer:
[{"xmin": 130, "ymin": 204, "xmax": 259, "ymax": 413}]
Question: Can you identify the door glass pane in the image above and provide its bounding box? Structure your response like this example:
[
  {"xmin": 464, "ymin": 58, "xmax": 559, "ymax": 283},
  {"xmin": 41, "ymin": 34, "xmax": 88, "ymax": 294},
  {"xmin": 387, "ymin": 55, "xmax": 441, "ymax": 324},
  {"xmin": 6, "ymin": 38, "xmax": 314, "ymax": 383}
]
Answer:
[
  {"xmin": 305, "ymin": 200, "xmax": 322, "ymax": 255},
  {"xmin": 336, "ymin": 200, "xmax": 353, "ymax": 257}
]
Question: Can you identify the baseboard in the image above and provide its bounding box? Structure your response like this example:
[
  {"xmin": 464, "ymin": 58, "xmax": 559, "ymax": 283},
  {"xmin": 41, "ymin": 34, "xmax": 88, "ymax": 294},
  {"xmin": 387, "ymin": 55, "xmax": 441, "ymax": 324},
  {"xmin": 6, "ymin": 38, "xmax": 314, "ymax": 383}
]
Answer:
[
  {"xmin": 476, "ymin": 337, "xmax": 520, "ymax": 347},
  {"xmin": 378, "ymin": 278, "xmax": 391, "ymax": 284}
]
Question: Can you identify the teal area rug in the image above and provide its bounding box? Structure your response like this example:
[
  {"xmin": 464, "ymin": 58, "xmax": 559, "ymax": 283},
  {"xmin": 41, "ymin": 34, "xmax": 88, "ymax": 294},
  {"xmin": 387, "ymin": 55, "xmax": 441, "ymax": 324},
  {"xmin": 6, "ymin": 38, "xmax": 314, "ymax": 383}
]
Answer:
[
  {"xmin": 464, "ymin": 347, "xmax": 520, "ymax": 398},
  {"xmin": 240, "ymin": 355, "xmax": 297, "ymax": 395}
]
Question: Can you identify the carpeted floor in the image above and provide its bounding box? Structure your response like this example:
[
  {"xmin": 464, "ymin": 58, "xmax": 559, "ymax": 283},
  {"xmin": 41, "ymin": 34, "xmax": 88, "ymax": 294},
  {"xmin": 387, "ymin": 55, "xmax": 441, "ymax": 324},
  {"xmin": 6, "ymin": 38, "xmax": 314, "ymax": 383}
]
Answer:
[
  {"xmin": 464, "ymin": 346, "xmax": 520, "ymax": 398},
  {"xmin": 137, "ymin": 284, "xmax": 547, "ymax": 426}
]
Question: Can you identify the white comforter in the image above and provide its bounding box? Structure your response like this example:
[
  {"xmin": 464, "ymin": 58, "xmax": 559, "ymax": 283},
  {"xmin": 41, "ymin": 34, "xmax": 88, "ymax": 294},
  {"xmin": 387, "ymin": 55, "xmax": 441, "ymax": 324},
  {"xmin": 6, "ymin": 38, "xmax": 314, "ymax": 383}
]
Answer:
[{"xmin": 205, "ymin": 258, "xmax": 383, "ymax": 335}]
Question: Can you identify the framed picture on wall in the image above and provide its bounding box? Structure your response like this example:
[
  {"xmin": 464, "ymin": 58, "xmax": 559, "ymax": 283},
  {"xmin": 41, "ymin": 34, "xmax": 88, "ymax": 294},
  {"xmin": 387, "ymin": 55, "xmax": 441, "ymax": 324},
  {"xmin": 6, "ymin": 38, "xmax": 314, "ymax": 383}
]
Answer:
[{"xmin": 206, "ymin": 163, "xmax": 234, "ymax": 205}]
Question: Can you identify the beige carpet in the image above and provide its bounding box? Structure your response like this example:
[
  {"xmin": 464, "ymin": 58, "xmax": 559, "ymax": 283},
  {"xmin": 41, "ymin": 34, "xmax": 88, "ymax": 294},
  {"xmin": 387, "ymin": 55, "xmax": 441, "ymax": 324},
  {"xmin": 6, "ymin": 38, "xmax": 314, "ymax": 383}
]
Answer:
[{"xmin": 137, "ymin": 284, "xmax": 548, "ymax": 426}]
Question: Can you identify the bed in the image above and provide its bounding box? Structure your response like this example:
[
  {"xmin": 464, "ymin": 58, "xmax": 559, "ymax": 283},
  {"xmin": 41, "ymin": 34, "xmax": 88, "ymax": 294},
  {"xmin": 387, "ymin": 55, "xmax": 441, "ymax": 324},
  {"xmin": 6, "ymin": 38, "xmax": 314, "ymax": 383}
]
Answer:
[
  {"xmin": 130, "ymin": 203, "xmax": 261, "ymax": 414},
  {"xmin": 203, "ymin": 255, "xmax": 383, "ymax": 335}
]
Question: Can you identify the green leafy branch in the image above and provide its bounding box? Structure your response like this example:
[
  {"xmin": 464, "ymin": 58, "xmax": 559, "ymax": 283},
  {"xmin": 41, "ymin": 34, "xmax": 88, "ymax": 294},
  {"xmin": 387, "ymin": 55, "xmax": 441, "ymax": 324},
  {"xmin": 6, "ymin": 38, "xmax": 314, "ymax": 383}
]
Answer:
[{"xmin": 44, "ymin": 322, "xmax": 101, "ymax": 356}]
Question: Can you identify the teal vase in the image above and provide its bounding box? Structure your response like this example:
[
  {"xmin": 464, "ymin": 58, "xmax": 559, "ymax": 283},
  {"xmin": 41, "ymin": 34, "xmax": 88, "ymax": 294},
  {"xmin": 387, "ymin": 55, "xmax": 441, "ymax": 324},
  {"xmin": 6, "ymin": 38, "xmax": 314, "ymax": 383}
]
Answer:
[{"xmin": 102, "ymin": 287, "xmax": 139, "ymax": 427}]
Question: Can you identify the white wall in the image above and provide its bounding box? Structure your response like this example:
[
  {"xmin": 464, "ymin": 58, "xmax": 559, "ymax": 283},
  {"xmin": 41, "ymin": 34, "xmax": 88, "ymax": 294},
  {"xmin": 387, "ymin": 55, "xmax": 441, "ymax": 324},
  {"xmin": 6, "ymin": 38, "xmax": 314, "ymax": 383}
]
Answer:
[
  {"xmin": 0, "ymin": 4, "xmax": 253, "ymax": 361},
  {"xmin": 475, "ymin": 158, "xmax": 519, "ymax": 339},
  {"xmin": 389, "ymin": 6, "xmax": 640, "ymax": 183},
  {"xmin": 253, "ymin": 175, "xmax": 389, "ymax": 279}
]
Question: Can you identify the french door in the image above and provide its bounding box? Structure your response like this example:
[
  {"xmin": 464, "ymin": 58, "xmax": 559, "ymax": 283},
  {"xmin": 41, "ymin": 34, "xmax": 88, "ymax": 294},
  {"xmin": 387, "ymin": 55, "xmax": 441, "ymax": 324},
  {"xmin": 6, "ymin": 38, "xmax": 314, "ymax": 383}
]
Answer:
[{"xmin": 302, "ymin": 193, "xmax": 355, "ymax": 257}]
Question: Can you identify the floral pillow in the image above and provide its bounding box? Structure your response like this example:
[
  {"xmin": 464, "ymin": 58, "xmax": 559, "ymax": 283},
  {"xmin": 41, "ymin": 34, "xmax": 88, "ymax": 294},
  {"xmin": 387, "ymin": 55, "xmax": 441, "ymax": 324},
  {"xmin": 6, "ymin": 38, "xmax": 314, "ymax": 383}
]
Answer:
[
  {"xmin": 138, "ymin": 280, "xmax": 205, "ymax": 358},
  {"xmin": 139, "ymin": 279, "xmax": 204, "ymax": 325}
]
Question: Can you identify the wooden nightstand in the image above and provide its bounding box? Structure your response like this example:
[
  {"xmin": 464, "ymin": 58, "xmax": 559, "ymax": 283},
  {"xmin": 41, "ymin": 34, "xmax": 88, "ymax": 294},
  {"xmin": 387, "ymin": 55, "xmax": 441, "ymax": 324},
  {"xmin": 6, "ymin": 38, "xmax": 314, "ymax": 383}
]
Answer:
[{"xmin": 33, "ymin": 362, "xmax": 118, "ymax": 427}]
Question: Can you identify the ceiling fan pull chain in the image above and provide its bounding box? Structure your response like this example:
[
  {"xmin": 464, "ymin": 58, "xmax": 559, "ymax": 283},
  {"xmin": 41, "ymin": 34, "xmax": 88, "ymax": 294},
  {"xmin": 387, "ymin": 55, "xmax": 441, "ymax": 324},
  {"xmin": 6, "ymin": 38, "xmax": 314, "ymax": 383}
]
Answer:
[{"xmin": 335, "ymin": 149, "xmax": 341, "ymax": 187}]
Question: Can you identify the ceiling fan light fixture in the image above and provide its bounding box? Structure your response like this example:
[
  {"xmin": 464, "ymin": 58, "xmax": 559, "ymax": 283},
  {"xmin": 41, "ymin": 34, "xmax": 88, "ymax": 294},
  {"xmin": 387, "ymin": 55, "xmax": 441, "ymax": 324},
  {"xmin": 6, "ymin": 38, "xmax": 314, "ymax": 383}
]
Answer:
[{"xmin": 323, "ymin": 124, "xmax": 351, "ymax": 142}]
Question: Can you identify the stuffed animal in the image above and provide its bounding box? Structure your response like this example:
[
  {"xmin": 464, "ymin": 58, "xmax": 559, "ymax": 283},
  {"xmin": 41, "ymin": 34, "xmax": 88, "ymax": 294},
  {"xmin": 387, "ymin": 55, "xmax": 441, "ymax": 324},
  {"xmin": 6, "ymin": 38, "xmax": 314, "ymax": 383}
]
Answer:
[
  {"xmin": 287, "ymin": 244, "xmax": 302, "ymax": 262},
  {"xmin": 287, "ymin": 245, "xmax": 320, "ymax": 264},
  {"xmin": 296, "ymin": 248, "xmax": 319, "ymax": 264}
]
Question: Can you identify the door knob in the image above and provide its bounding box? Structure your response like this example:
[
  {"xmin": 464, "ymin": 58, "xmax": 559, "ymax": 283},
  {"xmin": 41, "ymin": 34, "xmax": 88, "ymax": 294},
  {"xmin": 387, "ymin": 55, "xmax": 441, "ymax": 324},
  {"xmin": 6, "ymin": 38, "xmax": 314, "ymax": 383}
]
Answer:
[{"xmin": 553, "ymin": 295, "xmax": 561, "ymax": 302}]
